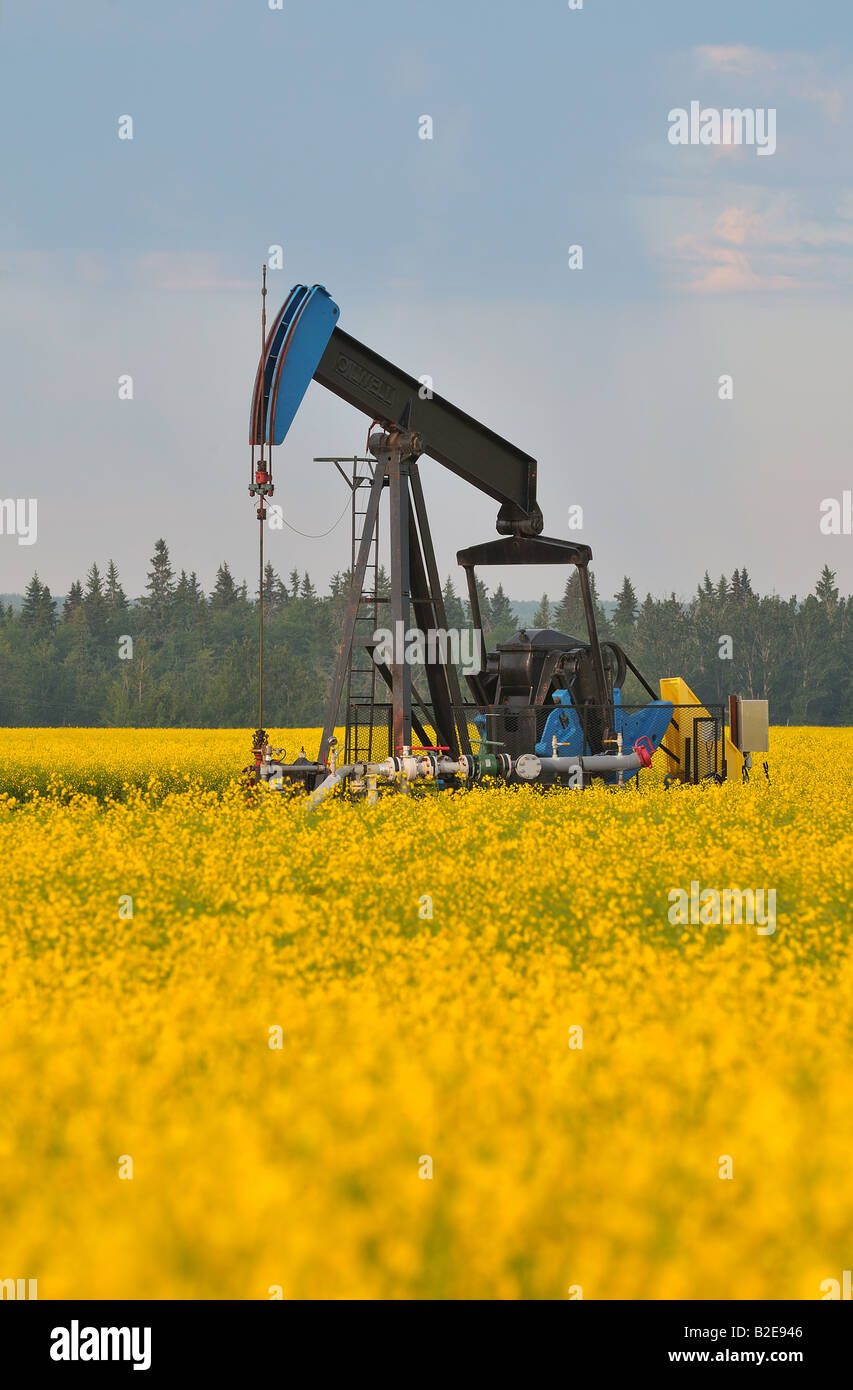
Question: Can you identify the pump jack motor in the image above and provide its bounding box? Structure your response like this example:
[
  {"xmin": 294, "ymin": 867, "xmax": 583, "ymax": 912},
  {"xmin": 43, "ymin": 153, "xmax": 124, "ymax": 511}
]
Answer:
[{"xmin": 245, "ymin": 283, "xmax": 770, "ymax": 805}]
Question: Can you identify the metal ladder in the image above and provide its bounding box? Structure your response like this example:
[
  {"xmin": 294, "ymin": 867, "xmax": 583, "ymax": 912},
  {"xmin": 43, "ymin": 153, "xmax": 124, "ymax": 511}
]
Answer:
[
  {"xmin": 314, "ymin": 454, "xmax": 390, "ymax": 761},
  {"xmin": 316, "ymin": 456, "xmax": 389, "ymax": 762},
  {"xmin": 345, "ymin": 456, "xmax": 379, "ymax": 755}
]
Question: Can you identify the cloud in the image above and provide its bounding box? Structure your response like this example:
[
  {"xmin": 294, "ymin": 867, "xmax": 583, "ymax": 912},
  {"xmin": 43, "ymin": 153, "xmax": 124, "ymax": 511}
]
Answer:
[
  {"xmin": 651, "ymin": 45, "xmax": 853, "ymax": 291},
  {"xmin": 792, "ymin": 79, "xmax": 843, "ymax": 123},
  {"xmin": 692, "ymin": 44, "xmax": 843, "ymax": 122},
  {"xmin": 671, "ymin": 205, "xmax": 805, "ymax": 293},
  {"xmin": 133, "ymin": 253, "xmax": 254, "ymax": 292},
  {"xmin": 667, "ymin": 190, "xmax": 853, "ymax": 292},
  {"xmin": 713, "ymin": 206, "xmax": 767, "ymax": 246},
  {"xmin": 695, "ymin": 45, "xmax": 778, "ymax": 77}
]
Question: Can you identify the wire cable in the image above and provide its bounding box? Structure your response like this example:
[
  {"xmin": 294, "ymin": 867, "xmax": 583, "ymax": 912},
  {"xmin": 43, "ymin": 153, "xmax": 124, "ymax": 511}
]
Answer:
[{"xmin": 275, "ymin": 496, "xmax": 352, "ymax": 540}]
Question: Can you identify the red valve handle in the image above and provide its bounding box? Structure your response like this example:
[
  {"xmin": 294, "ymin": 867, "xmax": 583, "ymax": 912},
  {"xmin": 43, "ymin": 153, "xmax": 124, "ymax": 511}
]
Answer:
[{"xmin": 633, "ymin": 736, "xmax": 654, "ymax": 767}]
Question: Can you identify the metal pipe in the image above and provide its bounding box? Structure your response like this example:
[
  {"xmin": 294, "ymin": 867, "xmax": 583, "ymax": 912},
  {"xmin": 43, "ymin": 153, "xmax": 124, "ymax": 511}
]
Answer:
[
  {"xmin": 259, "ymin": 762, "xmax": 327, "ymax": 780},
  {"xmin": 303, "ymin": 747, "xmax": 643, "ymax": 810},
  {"xmin": 305, "ymin": 764, "xmax": 358, "ymax": 811},
  {"xmin": 536, "ymin": 752, "xmax": 642, "ymax": 775}
]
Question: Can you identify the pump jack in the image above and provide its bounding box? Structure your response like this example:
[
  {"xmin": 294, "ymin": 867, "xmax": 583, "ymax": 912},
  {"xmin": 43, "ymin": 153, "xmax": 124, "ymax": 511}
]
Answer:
[{"xmin": 247, "ymin": 284, "xmax": 764, "ymax": 798}]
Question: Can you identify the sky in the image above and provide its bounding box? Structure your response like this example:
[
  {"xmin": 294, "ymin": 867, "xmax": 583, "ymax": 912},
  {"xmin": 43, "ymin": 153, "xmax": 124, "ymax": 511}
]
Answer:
[{"xmin": 2, "ymin": 0, "xmax": 853, "ymax": 604}]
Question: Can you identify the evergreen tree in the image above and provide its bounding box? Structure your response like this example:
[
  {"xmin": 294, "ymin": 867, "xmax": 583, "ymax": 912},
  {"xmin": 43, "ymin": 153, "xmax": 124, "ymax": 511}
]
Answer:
[
  {"xmin": 63, "ymin": 580, "xmax": 83, "ymax": 620},
  {"xmin": 145, "ymin": 540, "xmax": 174, "ymax": 603},
  {"xmin": 105, "ymin": 560, "xmax": 128, "ymax": 613},
  {"xmin": 173, "ymin": 570, "xmax": 206, "ymax": 629},
  {"xmin": 329, "ymin": 570, "xmax": 351, "ymax": 601},
  {"xmin": 300, "ymin": 572, "xmax": 317, "ymax": 601},
  {"xmin": 489, "ymin": 583, "xmax": 516, "ymax": 640},
  {"xmin": 142, "ymin": 539, "xmax": 175, "ymax": 636},
  {"xmin": 3, "ymin": 545, "xmax": 853, "ymax": 729},
  {"xmin": 85, "ymin": 563, "xmax": 104, "ymax": 600},
  {"xmin": 83, "ymin": 563, "xmax": 108, "ymax": 636},
  {"xmin": 442, "ymin": 575, "xmax": 466, "ymax": 629},
  {"xmin": 552, "ymin": 571, "xmax": 597, "ymax": 639},
  {"xmin": 815, "ymin": 565, "xmax": 839, "ymax": 612},
  {"xmin": 262, "ymin": 562, "xmax": 286, "ymax": 610},
  {"xmin": 465, "ymin": 576, "xmax": 490, "ymax": 629},
  {"xmin": 210, "ymin": 563, "xmax": 238, "ymax": 608},
  {"xmin": 532, "ymin": 593, "xmax": 551, "ymax": 628},
  {"xmin": 612, "ymin": 577, "xmax": 638, "ymax": 635},
  {"xmin": 21, "ymin": 573, "xmax": 56, "ymax": 634}
]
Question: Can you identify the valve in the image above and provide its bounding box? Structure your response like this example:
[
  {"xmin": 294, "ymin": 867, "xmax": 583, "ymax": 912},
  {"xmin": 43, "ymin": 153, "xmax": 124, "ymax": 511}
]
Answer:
[{"xmin": 633, "ymin": 735, "xmax": 654, "ymax": 768}]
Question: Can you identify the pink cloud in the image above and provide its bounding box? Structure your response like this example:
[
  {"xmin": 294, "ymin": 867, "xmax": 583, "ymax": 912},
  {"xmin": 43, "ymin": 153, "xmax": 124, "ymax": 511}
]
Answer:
[
  {"xmin": 713, "ymin": 207, "xmax": 767, "ymax": 245},
  {"xmin": 693, "ymin": 44, "xmax": 843, "ymax": 122},
  {"xmin": 671, "ymin": 207, "xmax": 802, "ymax": 293},
  {"xmin": 694, "ymin": 45, "xmax": 777, "ymax": 76}
]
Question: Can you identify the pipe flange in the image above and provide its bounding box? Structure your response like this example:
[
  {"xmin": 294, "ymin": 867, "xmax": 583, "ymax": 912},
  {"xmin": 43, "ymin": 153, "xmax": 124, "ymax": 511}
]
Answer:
[{"xmin": 515, "ymin": 753, "xmax": 542, "ymax": 781}]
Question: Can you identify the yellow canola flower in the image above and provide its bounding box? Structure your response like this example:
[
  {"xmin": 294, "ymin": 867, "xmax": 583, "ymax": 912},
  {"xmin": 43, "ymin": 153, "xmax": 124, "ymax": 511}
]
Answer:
[{"xmin": 0, "ymin": 726, "xmax": 850, "ymax": 1299}]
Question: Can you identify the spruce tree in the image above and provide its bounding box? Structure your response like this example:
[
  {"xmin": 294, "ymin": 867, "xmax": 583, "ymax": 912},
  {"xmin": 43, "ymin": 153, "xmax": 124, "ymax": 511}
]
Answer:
[
  {"xmin": 815, "ymin": 565, "xmax": 839, "ymax": 612},
  {"xmin": 262, "ymin": 562, "xmax": 286, "ymax": 609},
  {"xmin": 552, "ymin": 572, "xmax": 587, "ymax": 637},
  {"xmin": 334, "ymin": 571, "xmax": 353, "ymax": 600},
  {"xmin": 553, "ymin": 570, "xmax": 608, "ymax": 642},
  {"xmin": 105, "ymin": 560, "xmax": 128, "ymax": 613},
  {"xmin": 532, "ymin": 593, "xmax": 551, "ymax": 628},
  {"xmin": 210, "ymin": 563, "xmax": 238, "ymax": 608},
  {"xmin": 612, "ymin": 577, "xmax": 638, "ymax": 633},
  {"xmin": 142, "ymin": 539, "xmax": 175, "ymax": 636},
  {"xmin": 83, "ymin": 563, "xmax": 108, "ymax": 635},
  {"xmin": 466, "ymin": 576, "xmax": 490, "ymax": 630},
  {"xmin": 21, "ymin": 573, "xmax": 56, "ymax": 633},
  {"xmin": 442, "ymin": 575, "xmax": 466, "ymax": 629},
  {"xmin": 63, "ymin": 580, "xmax": 83, "ymax": 621},
  {"xmin": 489, "ymin": 583, "xmax": 516, "ymax": 641}
]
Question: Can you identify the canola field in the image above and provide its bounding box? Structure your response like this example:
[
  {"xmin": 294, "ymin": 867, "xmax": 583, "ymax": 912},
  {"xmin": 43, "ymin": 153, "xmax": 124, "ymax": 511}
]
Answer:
[{"xmin": 0, "ymin": 726, "xmax": 851, "ymax": 1300}]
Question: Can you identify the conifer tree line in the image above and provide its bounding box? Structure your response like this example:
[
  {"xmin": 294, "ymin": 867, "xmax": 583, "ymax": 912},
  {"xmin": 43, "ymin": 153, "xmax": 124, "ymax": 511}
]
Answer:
[{"xmin": 1, "ymin": 539, "xmax": 850, "ymax": 725}]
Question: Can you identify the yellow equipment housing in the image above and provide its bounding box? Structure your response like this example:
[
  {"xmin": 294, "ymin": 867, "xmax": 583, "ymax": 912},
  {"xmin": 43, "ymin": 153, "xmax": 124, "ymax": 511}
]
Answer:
[{"xmin": 659, "ymin": 677, "xmax": 744, "ymax": 783}]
